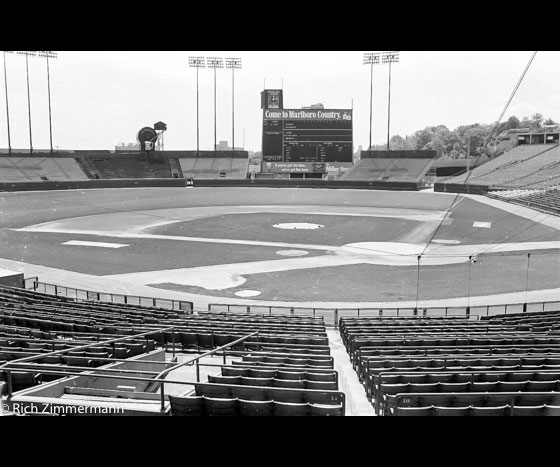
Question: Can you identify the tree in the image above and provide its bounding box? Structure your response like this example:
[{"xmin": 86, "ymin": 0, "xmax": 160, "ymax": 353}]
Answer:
[
  {"xmin": 544, "ymin": 117, "xmax": 558, "ymax": 126},
  {"xmin": 505, "ymin": 115, "xmax": 520, "ymax": 130},
  {"xmin": 389, "ymin": 135, "xmax": 408, "ymax": 150},
  {"xmin": 532, "ymin": 113, "xmax": 544, "ymax": 127}
]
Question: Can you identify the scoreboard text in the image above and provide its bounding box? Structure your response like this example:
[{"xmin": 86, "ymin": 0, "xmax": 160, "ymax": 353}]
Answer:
[{"xmin": 262, "ymin": 109, "xmax": 353, "ymax": 163}]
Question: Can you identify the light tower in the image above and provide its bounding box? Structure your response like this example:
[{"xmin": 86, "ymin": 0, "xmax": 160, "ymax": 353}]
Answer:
[
  {"xmin": 225, "ymin": 57, "xmax": 242, "ymax": 152},
  {"xmin": 381, "ymin": 51, "xmax": 399, "ymax": 152},
  {"xmin": 188, "ymin": 56, "xmax": 205, "ymax": 153},
  {"xmin": 206, "ymin": 57, "xmax": 224, "ymax": 150},
  {"xmin": 362, "ymin": 52, "xmax": 380, "ymax": 153}
]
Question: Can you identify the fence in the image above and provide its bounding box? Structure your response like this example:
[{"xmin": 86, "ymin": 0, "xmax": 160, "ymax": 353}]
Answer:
[
  {"xmin": 207, "ymin": 301, "xmax": 560, "ymax": 327},
  {"xmin": 24, "ymin": 278, "xmax": 193, "ymax": 313}
]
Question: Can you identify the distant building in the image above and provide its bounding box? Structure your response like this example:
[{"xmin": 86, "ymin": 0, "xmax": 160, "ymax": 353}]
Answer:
[
  {"xmin": 354, "ymin": 146, "xmax": 363, "ymax": 164},
  {"xmin": 115, "ymin": 143, "xmax": 140, "ymax": 152},
  {"xmin": 216, "ymin": 141, "xmax": 244, "ymax": 151},
  {"xmin": 302, "ymin": 103, "xmax": 325, "ymax": 109}
]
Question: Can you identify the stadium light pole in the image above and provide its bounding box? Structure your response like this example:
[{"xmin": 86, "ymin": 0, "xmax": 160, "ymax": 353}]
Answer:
[
  {"xmin": 206, "ymin": 57, "xmax": 223, "ymax": 151},
  {"xmin": 188, "ymin": 56, "xmax": 206, "ymax": 153},
  {"xmin": 523, "ymin": 253, "xmax": 531, "ymax": 312},
  {"xmin": 2, "ymin": 51, "xmax": 11, "ymax": 154},
  {"xmin": 363, "ymin": 52, "xmax": 380, "ymax": 153},
  {"xmin": 467, "ymin": 255, "xmax": 475, "ymax": 315},
  {"xmin": 37, "ymin": 51, "xmax": 58, "ymax": 154},
  {"xmin": 415, "ymin": 255, "xmax": 421, "ymax": 313},
  {"xmin": 20, "ymin": 51, "xmax": 35, "ymax": 154},
  {"xmin": 225, "ymin": 58, "xmax": 242, "ymax": 152},
  {"xmin": 382, "ymin": 51, "xmax": 399, "ymax": 153}
]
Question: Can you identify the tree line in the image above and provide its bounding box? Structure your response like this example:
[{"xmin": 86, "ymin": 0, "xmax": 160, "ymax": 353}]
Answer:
[{"xmin": 370, "ymin": 114, "xmax": 558, "ymax": 159}]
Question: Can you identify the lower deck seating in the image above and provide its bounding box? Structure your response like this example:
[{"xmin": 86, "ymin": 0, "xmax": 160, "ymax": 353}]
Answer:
[
  {"xmin": 387, "ymin": 392, "xmax": 560, "ymax": 416},
  {"xmin": 169, "ymin": 394, "xmax": 343, "ymax": 416}
]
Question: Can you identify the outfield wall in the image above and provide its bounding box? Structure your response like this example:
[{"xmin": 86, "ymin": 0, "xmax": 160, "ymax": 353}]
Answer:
[
  {"xmin": 434, "ymin": 182, "xmax": 489, "ymax": 194},
  {"xmin": 0, "ymin": 178, "xmax": 188, "ymax": 191},
  {"xmin": 0, "ymin": 178, "xmax": 420, "ymax": 192}
]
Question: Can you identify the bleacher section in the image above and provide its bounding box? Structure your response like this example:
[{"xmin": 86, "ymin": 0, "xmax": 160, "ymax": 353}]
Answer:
[
  {"xmin": 0, "ymin": 151, "xmax": 250, "ymax": 182},
  {"xmin": 84, "ymin": 155, "xmax": 172, "ymax": 179},
  {"xmin": 447, "ymin": 144, "xmax": 560, "ymax": 189},
  {"xmin": 342, "ymin": 151, "xmax": 436, "ymax": 184},
  {"xmin": 487, "ymin": 187, "xmax": 560, "ymax": 216},
  {"xmin": 179, "ymin": 157, "xmax": 248, "ymax": 179},
  {"xmin": 0, "ymin": 285, "xmax": 342, "ymax": 416},
  {"xmin": 0, "ymin": 157, "xmax": 89, "ymax": 181},
  {"xmin": 339, "ymin": 313, "xmax": 560, "ymax": 416},
  {"xmin": 341, "ymin": 159, "xmax": 434, "ymax": 183}
]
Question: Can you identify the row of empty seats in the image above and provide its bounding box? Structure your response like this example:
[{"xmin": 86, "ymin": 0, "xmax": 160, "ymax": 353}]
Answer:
[
  {"xmin": 169, "ymin": 395, "xmax": 343, "ymax": 416},
  {"xmin": 1, "ymin": 285, "xmax": 344, "ymax": 415},
  {"xmin": 179, "ymin": 157, "xmax": 248, "ymax": 179},
  {"xmin": 339, "ymin": 312, "xmax": 560, "ymax": 416},
  {"xmin": 0, "ymin": 157, "xmax": 89, "ymax": 181},
  {"xmin": 488, "ymin": 187, "xmax": 560, "ymax": 216},
  {"xmin": 448, "ymin": 144, "xmax": 558, "ymax": 186},
  {"xmin": 341, "ymin": 158, "xmax": 433, "ymax": 182}
]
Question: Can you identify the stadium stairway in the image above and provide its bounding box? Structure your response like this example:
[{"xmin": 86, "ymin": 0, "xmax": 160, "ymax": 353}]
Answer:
[{"xmin": 326, "ymin": 329, "xmax": 375, "ymax": 415}]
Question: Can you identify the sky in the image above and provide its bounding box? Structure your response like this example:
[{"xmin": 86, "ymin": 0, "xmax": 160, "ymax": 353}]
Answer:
[{"xmin": 0, "ymin": 51, "xmax": 558, "ymax": 153}]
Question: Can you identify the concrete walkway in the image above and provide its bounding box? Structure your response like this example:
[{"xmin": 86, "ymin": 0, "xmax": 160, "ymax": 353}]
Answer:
[{"xmin": 327, "ymin": 329, "xmax": 375, "ymax": 416}]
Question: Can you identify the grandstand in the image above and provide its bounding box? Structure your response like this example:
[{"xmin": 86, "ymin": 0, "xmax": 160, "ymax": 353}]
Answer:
[
  {"xmin": 0, "ymin": 151, "xmax": 250, "ymax": 182},
  {"xmin": 341, "ymin": 150, "xmax": 436, "ymax": 184},
  {"xmin": 487, "ymin": 188, "xmax": 560, "ymax": 216},
  {"xmin": 447, "ymin": 143, "xmax": 560, "ymax": 188},
  {"xmin": 339, "ymin": 312, "xmax": 560, "ymax": 416},
  {"xmin": 82, "ymin": 154, "xmax": 173, "ymax": 179},
  {"xmin": 0, "ymin": 157, "xmax": 89, "ymax": 182},
  {"xmin": 178, "ymin": 156, "xmax": 248, "ymax": 180},
  {"xmin": 0, "ymin": 284, "xmax": 348, "ymax": 416}
]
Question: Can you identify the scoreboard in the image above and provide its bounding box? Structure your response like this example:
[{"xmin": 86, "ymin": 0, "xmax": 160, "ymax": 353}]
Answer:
[{"xmin": 262, "ymin": 109, "xmax": 353, "ymax": 163}]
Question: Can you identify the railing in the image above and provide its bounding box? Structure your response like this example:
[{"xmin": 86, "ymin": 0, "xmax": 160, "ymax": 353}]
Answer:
[
  {"xmin": 0, "ymin": 327, "xmax": 259, "ymax": 413},
  {"xmin": 208, "ymin": 301, "xmax": 560, "ymax": 327},
  {"xmin": 27, "ymin": 279, "xmax": 193, "ymax": 314}
]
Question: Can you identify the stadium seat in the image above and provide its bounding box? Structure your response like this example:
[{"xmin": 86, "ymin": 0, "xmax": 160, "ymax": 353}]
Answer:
[
  {"xmin": 231, "ymin": 386, "xmax": 267, "ymax": 401},
  {"xmin": 273, "ymin": 401, "xmax": 309, "ymax": 416},
  {"xmin": 527, "ymin": 380, "xmax": 558, "ymax": 392},
  {"xmin": 238, "ymin": 399, "xmax": 274, "ymax": 416},
  {"xmin": 275, "ymin": 379, "xmax": 306, "ymax": 389},
  {"xmin": 241, "ymin": 377, "xmax": 274, "ymax": 387},
  {"xmin": 222, "ymin": 367, "xmax": 250, "ymax": 377},
  {"xmin": 409, "ymin": 383, "xmax": 439, "ymax": 393},
  {"xmin": 498, "ymin": 381, "xmax": 529, "ymax": 392},
  {"xmin": 266, "ymin": 388, "xmax": 303, "ymax": 404},
  {"xmin": 197, "ymin": 334, "xmax": 214, "ymax": 349},
  {"xmin": 432, "ymin": 406, "xmax": 470, "ymax": 416},
  {"xmin": 277, "ymin": 370, "xmax": 307, "ymax": 381},
  {"xmin": 208, "ymin": 375, "xmax": 241, "ymax": 385},
  {"xmin": 169, "ymin": 395, "xmax": 205, "ymax": 416},
  {"xmin": 512, "ymin": 405, "xmax": 546, "ymax": 416},
  {"xmin": 439, "ymin": 382, "xmax": 471, "ymax": 393},
  {"xmin": 470, "ymin": 382, "xmax": 499, "ymax": 392},
  {"xmin": 203, "ymin": 397, "xmax": 239, "ymax": 416},
  {"xmin": 396, "ymin": 406, "xmax": 433, "ymax": 416},
  {"xmin": 470, "ymin": 405, "xmax": 510, "ymax": 416},
  {"xmin": 248, "ymin": 368, "xmax": 277, "ymax": 379},
  {"xmin": 543, "ymin": 405, "xmax": 560, "ymax": 416},
  {"xmin": 195, "ymin": 383, "xmax": 232, "ymax": 399},
  {"xmin": 309, "ymin": 403, "xmax": 344, "ymax": 416},
  {"xmin": 180, "ymin": 332, "xmax": 198, "ymax": 350},
  {"xmin": 306, "ymin": 381, "xmax": 338, "ymax": 391}
]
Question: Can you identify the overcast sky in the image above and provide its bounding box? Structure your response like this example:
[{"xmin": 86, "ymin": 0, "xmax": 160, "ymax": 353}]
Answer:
[{"xmin": 1, "ymin": 51, "xmax": 558, "ymax": 153}]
